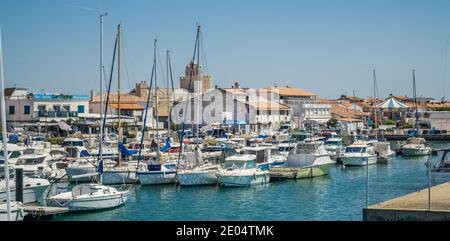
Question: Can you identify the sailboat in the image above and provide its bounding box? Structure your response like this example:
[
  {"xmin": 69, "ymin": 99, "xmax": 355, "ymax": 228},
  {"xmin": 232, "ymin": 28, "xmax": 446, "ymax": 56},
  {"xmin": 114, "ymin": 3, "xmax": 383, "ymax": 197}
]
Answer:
[
  {"xmin": 176, "ymin": 25, "xmax": 221, "ymax": 186},
  {"xmin": 46, "ymin": 16, "xmax": 130, "ymax": 211},
  {"xmin": 0, "ymin": 26, "xmax": 25, "ymax": 221},
  {"xmin": 136, "ymin": 39, "xmax": 177, "ymax": 185},
  {"xmin": 45, "ymin": 179, "xmax": 129, "ymax": 211},
  {"xmin": 177, "ymin": 145, "xmax": 221, "ymax": 186},
  {"xmin": 370, "ymin": 69, "xmax": 394, "ymax": 162},
  {"xmin": 400, "ymin": 70, "xmax": 432, "ymax": 156},
  {"xmin": 101, "ymin": 24, "xmax": 140, "ymax": 184}
]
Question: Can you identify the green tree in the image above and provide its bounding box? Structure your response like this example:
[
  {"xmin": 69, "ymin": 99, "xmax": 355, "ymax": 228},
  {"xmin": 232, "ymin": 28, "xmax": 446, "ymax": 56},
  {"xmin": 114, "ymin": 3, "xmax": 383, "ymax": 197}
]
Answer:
[
  {"xmin": 326, "ymin": 118, "xmax": 338, "ymax": 128},
  {"xmin": 384, "ymin": 119, "xmax": 396, "ymax": 125}
]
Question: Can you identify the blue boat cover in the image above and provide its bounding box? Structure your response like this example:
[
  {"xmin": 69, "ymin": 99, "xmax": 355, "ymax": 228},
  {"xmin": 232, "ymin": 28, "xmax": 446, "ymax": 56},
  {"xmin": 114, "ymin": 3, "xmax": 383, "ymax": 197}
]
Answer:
[
  {"xmin": 119, "ymin": 142, "xmax": 138, "ymax": 156},
  {"xmin": 160, "ymin": 137, "xmax": 171, "ymax": 152},
  {"xmin": 97, "ymin": 159, "xmax": 103, "ymax": 174}
]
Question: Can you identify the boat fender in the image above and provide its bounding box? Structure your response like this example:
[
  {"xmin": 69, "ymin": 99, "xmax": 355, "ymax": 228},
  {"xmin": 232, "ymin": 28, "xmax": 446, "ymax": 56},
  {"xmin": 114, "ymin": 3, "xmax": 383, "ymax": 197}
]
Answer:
[{"xmin": 253, "ymin": 172, "xmax": 257, "ymax": 180}]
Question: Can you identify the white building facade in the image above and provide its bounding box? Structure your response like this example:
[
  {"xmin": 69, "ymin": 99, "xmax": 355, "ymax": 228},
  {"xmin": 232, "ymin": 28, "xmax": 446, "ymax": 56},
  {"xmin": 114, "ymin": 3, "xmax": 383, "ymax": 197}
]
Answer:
[{"xmin": 3, "ymin": 88, "xmax": 89, "ymax": 129}]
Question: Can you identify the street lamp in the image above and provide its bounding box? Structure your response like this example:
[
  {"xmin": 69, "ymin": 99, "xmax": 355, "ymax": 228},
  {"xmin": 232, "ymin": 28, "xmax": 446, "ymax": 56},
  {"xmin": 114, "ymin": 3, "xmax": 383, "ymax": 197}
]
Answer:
[
  {"xmin": 294, "ymin": 112, "xmax": 302, "ymax": 131},
  {"xmin": 44, "ymin": 110, "xmax": 48, "ymax": 138}
]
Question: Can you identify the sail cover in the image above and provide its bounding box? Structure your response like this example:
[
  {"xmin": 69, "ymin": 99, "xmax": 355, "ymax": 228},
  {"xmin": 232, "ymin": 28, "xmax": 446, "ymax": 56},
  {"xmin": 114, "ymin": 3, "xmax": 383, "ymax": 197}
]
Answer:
[{"xmin": 160, "ymin": 137, "xmax": 171, "ymax": 152}]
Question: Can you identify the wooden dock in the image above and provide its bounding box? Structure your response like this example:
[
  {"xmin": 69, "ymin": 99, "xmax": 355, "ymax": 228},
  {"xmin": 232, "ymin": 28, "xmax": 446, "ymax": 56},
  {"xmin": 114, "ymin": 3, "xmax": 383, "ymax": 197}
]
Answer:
[
  {"xmin": 23, "ymin": 205, "xmax": 68, "ymax": 220},
  {"xmin": 363, "ymin": 182, "xmax": 450, "ymax": 221}
]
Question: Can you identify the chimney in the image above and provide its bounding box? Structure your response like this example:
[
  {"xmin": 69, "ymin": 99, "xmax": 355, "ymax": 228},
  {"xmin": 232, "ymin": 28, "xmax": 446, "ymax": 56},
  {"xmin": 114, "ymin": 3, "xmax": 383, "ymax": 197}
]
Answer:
[
  {"xmin": 90, "ymin": 89, "xmax": 95, "ymax": 101},
  {"xmin": 234, "ymin": 82, "xmax": 240, "ymax": 89}
]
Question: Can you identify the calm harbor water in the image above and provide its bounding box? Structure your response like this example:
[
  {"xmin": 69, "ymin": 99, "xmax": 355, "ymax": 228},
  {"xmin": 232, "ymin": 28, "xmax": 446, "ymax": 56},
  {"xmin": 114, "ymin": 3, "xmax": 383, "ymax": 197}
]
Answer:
[{"xmin": 54, "ymin": 141, "xmax": 450, "ymax": 221}]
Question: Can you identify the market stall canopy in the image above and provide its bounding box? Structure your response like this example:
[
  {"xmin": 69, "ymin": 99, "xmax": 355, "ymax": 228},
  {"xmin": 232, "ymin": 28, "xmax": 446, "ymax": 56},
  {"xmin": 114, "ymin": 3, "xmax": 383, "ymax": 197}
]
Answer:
[
  {"xmin": 376, "ymin": 97, "xmax": 409, "ymax": 110},
  {"xmin": 58, "ymin": 121, "xmax": 72, "ymax": 131},
  {"xmin": 76, "ymin": 119, "xmax": 98, "ymax": 126}
]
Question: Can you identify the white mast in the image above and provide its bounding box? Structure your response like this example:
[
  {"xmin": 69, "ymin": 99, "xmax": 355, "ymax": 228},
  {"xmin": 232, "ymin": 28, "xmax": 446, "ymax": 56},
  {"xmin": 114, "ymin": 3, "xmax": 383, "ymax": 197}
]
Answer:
[
  {"xmin": 166, "ymin": 50, "xmax": 170, "ymax": 139},
  {"xmin": 0, "ymin": 26, "xmax": 12, "ymax": 221},
  {"xmin": 373, "ymin": 69, "xmax": 378, "ymax": 139},
  {"xmin": 99, "ymin": 13, "xmax": 106, "ymax": 183},
  {"xmin": 196, "ymin": 25, "xmax": 201, "ymax": 143},
  {"xmin": 154, "ymin": 39, "xmax": 160, "ymax": 151}
]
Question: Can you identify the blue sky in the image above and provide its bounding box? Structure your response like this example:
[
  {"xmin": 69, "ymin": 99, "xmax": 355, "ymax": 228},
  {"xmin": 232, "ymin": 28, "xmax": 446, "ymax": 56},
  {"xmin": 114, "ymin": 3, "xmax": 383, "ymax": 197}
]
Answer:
[{"xmin": 0, "ymin": 0, "xmax": 450, "ymax": 99}]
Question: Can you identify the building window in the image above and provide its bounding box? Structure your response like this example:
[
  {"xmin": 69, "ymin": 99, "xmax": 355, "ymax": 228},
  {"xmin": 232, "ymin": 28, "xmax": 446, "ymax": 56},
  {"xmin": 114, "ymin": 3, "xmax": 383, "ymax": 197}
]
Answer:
[
  {"xmin": 77, "ymin": 105, "xmax": 85, "ymax": 113},
  {"xmin": 53, "ymin": 105, "xmax": 61, "ymax": 112},
  {"xmin": 24, "ymin": 105, "xmax": 30, "ymax": 115},
  {"xmin": 8, "ymin": 106, "xmax": 15, "ymax": 115},
  {"xmin": 37, "ymin": 105, "xmax": 46, "ymax": 116},
  {"xmin": 63, "ymin": 105, "xmax": 70, "ymax": 112}
]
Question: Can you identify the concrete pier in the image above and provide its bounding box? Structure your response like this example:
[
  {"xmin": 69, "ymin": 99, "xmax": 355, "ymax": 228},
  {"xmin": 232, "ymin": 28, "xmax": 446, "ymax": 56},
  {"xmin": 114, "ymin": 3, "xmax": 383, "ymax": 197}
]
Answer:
[{"xmin": 363, "ymin": 182, "xmax": 450, "ymax": 221}]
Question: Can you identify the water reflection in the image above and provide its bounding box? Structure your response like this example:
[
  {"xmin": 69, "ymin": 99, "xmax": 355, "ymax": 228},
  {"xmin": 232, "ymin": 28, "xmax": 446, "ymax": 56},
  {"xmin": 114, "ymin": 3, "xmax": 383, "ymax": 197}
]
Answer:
[{"xmin": 51, "ymin": 141, "xmax": 450, "ymax": 221}]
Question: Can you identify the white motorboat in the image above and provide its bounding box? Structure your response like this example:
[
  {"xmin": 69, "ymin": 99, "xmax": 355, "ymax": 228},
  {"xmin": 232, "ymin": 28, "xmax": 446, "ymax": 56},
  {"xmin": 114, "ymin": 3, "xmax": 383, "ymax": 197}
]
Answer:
[
  {"xmin": 0, "ymin": 201, "xmax": 25, "ymax": 221},
  {"xmin": 217, "ymin": 154, "xmax": 269, "ymax": 187},
  {"xmin": 242, "ymin": 145, "xmax": 287, "ymax": 169},
  {"xmin": 323, "ymin": 137, "xmax": 344, "ymax": 160},
  {"xmin": 341, "ymin": 142, "xmax": 378, "ymax": 166},
  {"xmin": 0, "ymin": 176, "xmax": 50, "ymax": 204},
  {"xmin": 400, "ymin": 137, "xmax": 431, "ymax": 156},
  {"xmin": 270, "ymin": 141, "xmax": 335, "ymax": 179},
  {"xmin": 267, "ymin": 147, "xmax": 288, "ymax": 167},
  {"xmin": 13, "ymin": 147, "xmax": 52, "ymax": 177},
  {"xmin": 0, "ymin": 143, "xmax": 25, "ymax": 178},
  {"xmin": 46, "ymin": 183, "xmax": 129, "ymax": 211},
  {"xmin": 277, "ymin": 143, "xmax": 296, "ymax": 157},
  {"xmin": 372, "ymin": 140, "xmax": 395, "ymax": 162}
]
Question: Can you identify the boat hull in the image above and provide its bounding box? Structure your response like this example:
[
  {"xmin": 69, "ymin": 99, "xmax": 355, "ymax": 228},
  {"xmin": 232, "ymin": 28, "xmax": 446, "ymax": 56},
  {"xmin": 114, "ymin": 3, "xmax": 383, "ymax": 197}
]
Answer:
[
  {"xmin": 46, "ymin": 192, "xmax": 129, "ymax": 211},
  {"xmin": 0, "ymin": 184, "xmax": 49, "ymax": 204},
  {"xmin": 137, "ymin": 171, "xmax": 177, "ymax": 185},
  {"xmin": 102, "ymin": 170, "xmax": 139, "ymax": 185},
  {"xmin": 341, "ymin": 156, "xmax": 377, "ymax": 166},
  {"xmin": 218, "ymin": 172, "xmax": 270, "ymax": 187},
  {"xmin": 269, "ymin": 162, "xmax": 334, "ymax": 179},
  {"xmin": 401, "ymin": 147, "xmax": 431, "ymax": 156},
  {"xmin": 177, "ymin": 171, "xmax": 218, "ymax": 186}
]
